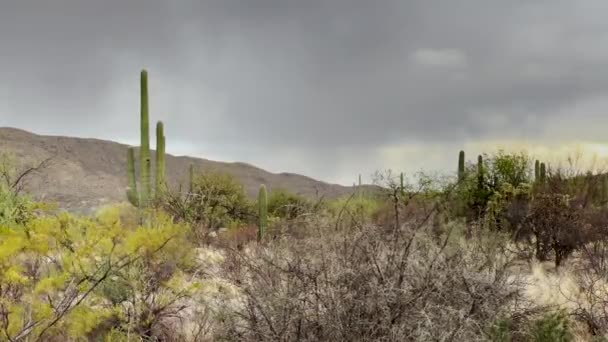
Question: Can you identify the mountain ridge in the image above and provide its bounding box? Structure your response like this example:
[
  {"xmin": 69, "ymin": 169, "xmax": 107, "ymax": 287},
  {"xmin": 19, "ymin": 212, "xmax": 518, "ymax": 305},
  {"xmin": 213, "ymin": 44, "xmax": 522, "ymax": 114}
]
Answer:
[{"xmin": 0, "ymin": 127, "xmax": 363, "ymax": 213}]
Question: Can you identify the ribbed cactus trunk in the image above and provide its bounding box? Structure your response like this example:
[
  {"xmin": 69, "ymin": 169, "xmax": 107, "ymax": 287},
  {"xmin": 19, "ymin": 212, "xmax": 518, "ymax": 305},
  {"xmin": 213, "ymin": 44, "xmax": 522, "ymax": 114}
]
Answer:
[
  {"xmin": 540, "ymin": 163, "xmax": 547, "ymax": 184},
  {"xmin": 127, "ymin": 147, "xmax": 139, "ymax": 206},
  {"xmin": 458, "ymin": 150, "xmax": 465, "ymax": 181},
  {"xmin": 258, "ymin": 184, "xmax": 268, "ymax": 242},
  {"xmin": 156, "ymin": 121, "xmax": 166, "ymax": 198},
  {"xmin": 188, "ymin": 164, "xmax": 195, "ymax": 194},
  {"xmin": 534, "ymin": 160, "xmax": 540, "ymax": 182},
  {"xmin": 477, "ymin": 155, "xmax": 484, "ymax": 190},
  {"xmin": 400, "ymin": 172, "xmax": 404, "ymax": 193},
  {"xmin": 602, "ymin": 174, "xmax": 608, "ymax": 206},
  {"xmin": 140, "ymin": 70, "xmax": 151, "ymax": 207}
]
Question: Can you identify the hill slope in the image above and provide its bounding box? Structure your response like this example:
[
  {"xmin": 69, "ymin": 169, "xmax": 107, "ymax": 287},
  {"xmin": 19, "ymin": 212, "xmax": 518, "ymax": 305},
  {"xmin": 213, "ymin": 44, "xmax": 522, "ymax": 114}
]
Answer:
[{"xmin": 0, "ymin": 127, "xmax": 361, "ymax": 212}]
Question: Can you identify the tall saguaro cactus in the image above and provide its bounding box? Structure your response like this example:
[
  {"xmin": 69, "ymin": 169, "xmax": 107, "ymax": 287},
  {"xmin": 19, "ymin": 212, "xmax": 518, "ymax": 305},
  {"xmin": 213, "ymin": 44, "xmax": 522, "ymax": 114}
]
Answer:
[
  {"xmin": 126, "ymin": 70, "xmax": 167, "ymax": 208},
  {"xmin": 477, "ymin": 155, "xmax": 484, "ymax": 190},
  {"xmin": 601, "ymin": 174, "xmax": 608, "ymax": 206},
  {"xmin": 534, "ymin": 160, "xmax": 540, "ymax": 182},
  {"xmin": 189, "ymin": 164, "xmax": 195, "ymax": 194},
  {"xmin": 258, "ymin": 184, "xmax": 268, "ymax": 242},
  {"xmin": 156, "ymin": 121, "xmax": 166, "ymax": 197},
  {"xmin": 458, "ymin": 150, "xmax": 465, "ymax": 181},
  {"xmin": 540, "ymin": 162, "xmax": 547, "ymax": 184},
  {"xmin": 139, "ymin": 70, "xmax": 152, "ymax": 207}
]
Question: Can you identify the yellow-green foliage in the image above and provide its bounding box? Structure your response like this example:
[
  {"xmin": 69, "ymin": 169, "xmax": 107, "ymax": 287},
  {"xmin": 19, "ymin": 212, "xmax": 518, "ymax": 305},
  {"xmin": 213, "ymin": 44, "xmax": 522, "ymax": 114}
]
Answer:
[
  {"xmin": 485, "ymin": 182, "xmax": 532, "ymax": 230},
  {"xmin": 0, "ymin": 153, "xmax": 56, "ymax": 226},
  {"xmin": 328, "ymin": 195, "xmax": 382, "ymax": 223},
  {"xmin": 165, "ymin": 170, "xmax": 253, "ymax": 230},
  {"xmin": 267, "ymin": 188, "xmax": 312, "ymax": 219},
  {"xmin": 0, "ymin": 204, "xmax": 196, "ymax": 341}
]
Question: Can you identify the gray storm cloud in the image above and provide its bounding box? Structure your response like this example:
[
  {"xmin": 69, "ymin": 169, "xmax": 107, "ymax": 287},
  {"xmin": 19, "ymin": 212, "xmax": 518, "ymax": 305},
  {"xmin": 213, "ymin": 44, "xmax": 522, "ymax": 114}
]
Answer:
[{"xmin": 2, "ymin": 0, "xmax": 608, "ymax": 184}]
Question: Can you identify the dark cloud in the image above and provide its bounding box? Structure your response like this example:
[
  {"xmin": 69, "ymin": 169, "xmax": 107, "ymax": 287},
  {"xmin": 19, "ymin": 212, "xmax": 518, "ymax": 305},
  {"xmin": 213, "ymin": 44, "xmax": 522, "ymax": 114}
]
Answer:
[{"xmin": 2, "ymin": 0, "xmax": 608, "ymax": 183}]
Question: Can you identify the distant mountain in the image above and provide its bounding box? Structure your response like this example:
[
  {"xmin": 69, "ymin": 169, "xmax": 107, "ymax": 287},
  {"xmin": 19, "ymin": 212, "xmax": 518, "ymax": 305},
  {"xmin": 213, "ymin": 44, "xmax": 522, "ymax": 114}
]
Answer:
[{"xmin": 0, "ymin": 127, "xmax": 368, "ymax": 213}]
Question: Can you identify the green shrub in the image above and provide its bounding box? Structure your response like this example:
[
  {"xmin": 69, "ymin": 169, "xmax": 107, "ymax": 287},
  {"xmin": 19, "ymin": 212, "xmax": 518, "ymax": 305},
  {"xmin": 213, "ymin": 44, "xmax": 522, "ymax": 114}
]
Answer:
[
  {"xmin": 487, "ymin": 317, "xmax": 512, "ymax": 342},
  {"xmin": 529, "ymin": 311, "xmax": 573, "ymax": 342},
  {"xmin": 163, "ymin": 170, "xmax": 253, "ymax": 232},
  {"xmin": 267, "ymin": 188, "xmax": 312, "ymax": 219},
  {"xmin": 0, "ymin": 189, "xmax": 35, "ymax": 226},
  {"xmin": 450, "ymin": 150, "xmax": 533, "ymax": 222},
  {"xmin": 489, "ymin": 150, "xmax": 532, "ymax": 189},
  {"xmin": 327, "ymin": 195, "xmax": 382, "ymax": 224},
  {"xmin": 0, "ymin": 205, "xmax": 197, "ymax": 341}
]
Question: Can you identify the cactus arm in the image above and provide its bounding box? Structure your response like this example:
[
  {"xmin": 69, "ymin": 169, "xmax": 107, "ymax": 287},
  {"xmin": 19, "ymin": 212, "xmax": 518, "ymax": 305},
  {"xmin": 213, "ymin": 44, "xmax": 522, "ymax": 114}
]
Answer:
[
  {"xmin": 258, "ymin": 184, "xmax": 268, "ymax": 242},
  {"xmin": 477, "ymin": 155, "xmax": 484, "ymax": 189},
  {"xmin": 126, "ymin": 147, "xmax": 139, "ymax": 207},
  {"xmin": 155, "ymin": 121, "xmax": 166, "ymax": 197},
  {"xmin": 188, "ymin": 164, "xmax": 195, "ymax": 194}
]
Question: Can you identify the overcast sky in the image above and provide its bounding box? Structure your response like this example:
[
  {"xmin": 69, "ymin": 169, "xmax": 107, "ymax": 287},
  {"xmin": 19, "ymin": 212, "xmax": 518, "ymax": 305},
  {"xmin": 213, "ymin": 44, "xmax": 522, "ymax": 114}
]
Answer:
[{"xmin": 3, "ymin": 0, "xmax": 608, "ymax": 185}]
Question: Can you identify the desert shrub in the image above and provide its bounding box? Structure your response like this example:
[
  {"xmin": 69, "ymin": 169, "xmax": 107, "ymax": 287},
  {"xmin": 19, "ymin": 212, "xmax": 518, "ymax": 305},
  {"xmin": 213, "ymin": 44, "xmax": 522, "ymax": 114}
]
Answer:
[
  {"xmin": 163, "ymin": 170, "xmax": 254, "ymax": 238},
  {"xmin": 516, "ymin": 192, "xmax": 589, "ymax": 267},
  {"xmin": 488, "ymin": 151, "xmax": 532, "ymax": 189},
  {"xmin": 528, "ymin": 311, "xmax": 574, "ymax": 342},
  {"xmin": 216, "ymin": 224, "xmax": 259, "ymax": 249},
  {"xmin": 567, "ymin": 236, "xmax": 608, "ymax": 337},
  {"xmin": 0, "ymin": 153, "xmax": 53, "ymax": 226},
  {"xmin": 216, "ymin": 198, "xmax": 531, "ymax": 341},
  {"xmin": 488, "ymin": 317, "xmax": 513, "ymax": 342},
  {"xmin": 449, "ymin": 151, "xmax": 533, "ymax": 224},
  {"xmin": 327, "ymin": 195, "xmax": 382, "ymax": 229},
  {"xmin": 485, "ymin": 182, "xmax": 533, "ymax": 233},
  {"xmin": 266, "ymin": 188, "xmax": 312, "ymax": 220},
  {"xmin": 0, "ymin": 187, "xmax": 36, "ymax": 226},
  {"xmin": 0, "ymin": 205, "xmax": 202, "ymax": 341}
]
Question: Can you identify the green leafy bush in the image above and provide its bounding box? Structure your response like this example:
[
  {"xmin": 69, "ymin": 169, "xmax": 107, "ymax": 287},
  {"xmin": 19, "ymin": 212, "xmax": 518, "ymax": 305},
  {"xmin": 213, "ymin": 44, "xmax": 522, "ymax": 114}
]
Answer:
[
  {"xmin": 529, "ymin": 311, "xmax": 574, "ymax": 342},
  {"xmin": 267, "ymin": 188, "xmax": 312, "ymax": 219},
  {"xmin": 487, "ymin": 317, "xmax": 512, "ymax": 342},
  {"xmin": 163, "ymin": 170, "xmax": 253, "ymax": 234},
  {"xmin": 0, "ymin": 205, "xmax": 198, "ymax": 341},
  {"xmin": 327, "ymin": 195, "xmax": 382, "ymax": 227}
]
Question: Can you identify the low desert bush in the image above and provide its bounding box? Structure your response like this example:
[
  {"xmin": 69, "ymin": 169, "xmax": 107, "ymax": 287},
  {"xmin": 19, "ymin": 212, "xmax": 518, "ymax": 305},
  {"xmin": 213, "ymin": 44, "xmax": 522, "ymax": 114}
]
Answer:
[
  {"xmin": 215, "ymin": 201, "xmax": 532, "ymax": 341},
  {"xmin": 162, "ymin": 170, "xmax": 254, "ymax": 241}
]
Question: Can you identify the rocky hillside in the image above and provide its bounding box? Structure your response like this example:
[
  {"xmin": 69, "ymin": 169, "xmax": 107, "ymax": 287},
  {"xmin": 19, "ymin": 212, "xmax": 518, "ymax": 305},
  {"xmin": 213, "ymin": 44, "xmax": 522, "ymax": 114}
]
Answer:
[{"xmin": 0, "ymin": 127, "xmax": 363, "ymax": 213}]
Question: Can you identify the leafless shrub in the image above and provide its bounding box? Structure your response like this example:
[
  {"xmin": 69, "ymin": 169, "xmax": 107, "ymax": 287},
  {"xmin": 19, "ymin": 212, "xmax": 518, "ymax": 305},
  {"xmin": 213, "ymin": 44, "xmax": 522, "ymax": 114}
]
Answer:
[
  {"xmin": 215, "ymin": 202, "xmax": 531, "ymax": 341},
  {"xmin": 568, "ymin": 237, "xmax": 608, "ymax": 337}
]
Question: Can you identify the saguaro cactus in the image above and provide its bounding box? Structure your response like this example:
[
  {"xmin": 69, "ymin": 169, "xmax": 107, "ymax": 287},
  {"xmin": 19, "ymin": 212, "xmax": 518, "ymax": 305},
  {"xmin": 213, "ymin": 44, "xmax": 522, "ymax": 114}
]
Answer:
[
  {"xmin": 540, "ymin": 162, "xmax": 547, "ymax": 184},
  {"xmin": 400, "ymin": 172, "xmax": 404, "ymax": 193},
  {"xmin": 258, "ymin": 184, "xmax": 268, "ymax": 242},
  {"xmin": 477, "ymin": 155, "xmax": 484, "ymax": 189},
  {"xmin": 126, "ymin": 70, "xmax": 166, "ymax": 207},
  {"xmin": 139, "ymin": 70, "xmax": 152, "ymax": 207},
  {"xmin": 188, "ymin": 164, "xmax": 195, "ymax": 194},
  {"xmin": 127, "ymin": 147, "xmax": 139, "ymax": 206},
  {"xmin": 156, "ymin": 121, "xmax": 166, "ymax": 197},
  {"xmin": 534, "ymin": 160, "xmax": 540, "ymax": 182},
  {"xmin": 458, "ymin": 150, "xmax": 465, "ymax": 181},
  {"xmin": 602, "ymin": 174, "xmax": 608, "ymax": 206}
]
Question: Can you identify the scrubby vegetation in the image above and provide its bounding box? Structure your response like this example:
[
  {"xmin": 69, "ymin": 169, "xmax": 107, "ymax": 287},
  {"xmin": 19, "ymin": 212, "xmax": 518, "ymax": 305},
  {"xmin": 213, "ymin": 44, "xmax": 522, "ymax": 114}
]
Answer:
[{"xmin": 6, "ymin": 70, "xmax": 608, "ymax": 340}]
